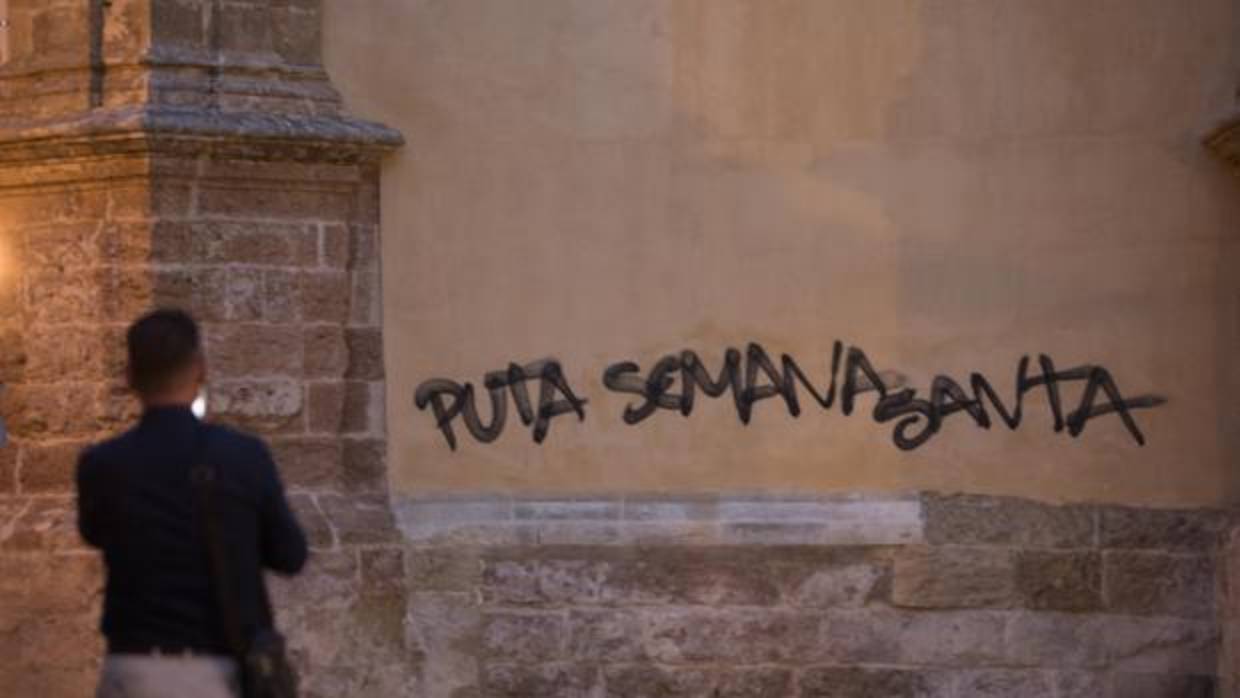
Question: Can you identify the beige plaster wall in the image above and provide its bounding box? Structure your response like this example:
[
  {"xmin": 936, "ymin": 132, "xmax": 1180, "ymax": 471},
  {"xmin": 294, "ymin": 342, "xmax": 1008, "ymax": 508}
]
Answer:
[{"xmin": 323, "ymin": 0, "xmax": 1240, "ymax": 506}]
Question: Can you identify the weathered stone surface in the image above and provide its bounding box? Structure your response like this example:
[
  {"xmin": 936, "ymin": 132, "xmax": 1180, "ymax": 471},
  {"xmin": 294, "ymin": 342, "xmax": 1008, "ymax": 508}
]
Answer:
[
  {"xmin": 1104, "ymin": 616, "xmax": 1219, "ymax": 675},
  {"xmin": 922, "ymin": 493, "xmax": 1093, "ymax": 548},
  {"xmin": 644, "ymin": 608, "xmax": 821, "ymax": 664},
  {"xmin": 1100, "ymin": 506, "xmax": 1229, "ymax": 552},
  {"xmin": 3, "ymin": 496, "xmax": 82, "ymax": 551},
  {"xmin": 287, "ymin": 494, "xmax": 333, "ymax": 548},
  {"xmin": 319, "ymin": 493, "xmax": 399, "ymax": 544},
  {"xmin": 268, "ymin": 436, "xmax": 342, "ymax": 489},
  {"xmin": 406, "ymin": 545, "xmax": 483, "ymax": 592},
  {"xmin": 345, "ymin": 327, "xmax": 384, "ymax": 379},
  {"xmin": 799, "ymin": 666, "xmax": 953, "ymax": 698},
  {"xmin": 892, "ymin": 546, "xmax": 1016, "ymax": 609},
  {"xmin": 1111, "ymin": 673, "xmax": 1216, "ymax": 698},
  {"xmin": 207, "ymin": 323, "xmax": 303, "ymax": 378},
  {"xmin": 1014, "ymin": 550, "xmax": 1102, "ymax": 612},
  {"xmin": 565, "ymin": 609, "xmax": 646, "ymax": 662},
  {"xmin": 481, "ymin": 611, "xmax": 564, "ymax": 662},
  {"xmin": 209, "ymin": 379, "xmax": 304, "ymax": 433},
  {"xmin": 18, "ymin": 439, "xmax": 89, "ymax": 494},
  {"xmin": 303, "ymin": 325, "xmax": 348, "ymax": 377},
  {"xmin": 1104, "ymin": 551, "xmax": 1216, "ymax": 618},
  {"xmin": 898, "ymin": 610, "xmax": 1008, "ymax": 667},
  {"xmin": 341, "ymin": 437, "xmax": 386, "ymax": 492},
  {"xmin": 1052, "ymin": 671, "xmax": 1106, "ymax": 698},
  {"xmin": 408, "ymin": 591, "xmax": 482, "ymax": 698},
  {"xmin": 1005, "ymin": 612, "xmax": 1109, "ymax": 668},
  {"xmin": 954, "ymin": 669, "xmax": 1053, "ymax": 698},
  {"xmin": 481, "ymin": 663, "xmax": 598, "ymax": 698},
  {"xmin": 600, "ymin": 665, "xmax": 714, "ymax": 697}
]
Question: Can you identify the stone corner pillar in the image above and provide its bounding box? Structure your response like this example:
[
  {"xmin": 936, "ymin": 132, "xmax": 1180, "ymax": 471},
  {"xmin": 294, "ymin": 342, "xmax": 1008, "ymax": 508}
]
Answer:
[{"xmin": 0, "ymin": 2, "xmax": 413, "ymax": 695}]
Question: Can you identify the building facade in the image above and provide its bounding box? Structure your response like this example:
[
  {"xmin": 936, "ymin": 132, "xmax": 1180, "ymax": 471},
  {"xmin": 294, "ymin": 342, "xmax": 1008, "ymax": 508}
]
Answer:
[{"xmin": 1, "ymin": 1, "xmax": 1239, "ymax": 696}]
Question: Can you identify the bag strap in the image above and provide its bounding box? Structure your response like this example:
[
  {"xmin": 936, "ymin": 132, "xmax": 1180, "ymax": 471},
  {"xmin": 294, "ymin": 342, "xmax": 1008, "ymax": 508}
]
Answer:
[{"xmin": 191, "ymin": 424, "xmax": 249, "ymax": 660}]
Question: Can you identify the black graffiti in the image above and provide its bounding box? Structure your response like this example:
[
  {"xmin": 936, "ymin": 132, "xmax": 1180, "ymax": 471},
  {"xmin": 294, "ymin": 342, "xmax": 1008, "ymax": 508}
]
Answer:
[
  {"xmin": 602, "ymin": 342, "xmax": 1165, "ymax": 451},
  {"xmin": 414, "ymin": 359, "xmax": 587, "ymax": 450}
]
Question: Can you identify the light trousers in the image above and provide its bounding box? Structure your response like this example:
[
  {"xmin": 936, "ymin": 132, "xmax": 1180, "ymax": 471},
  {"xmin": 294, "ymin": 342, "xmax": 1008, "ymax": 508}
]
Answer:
[{"xmin": 96, "ymin": 653, "xmax": 240, "ymax": 698}]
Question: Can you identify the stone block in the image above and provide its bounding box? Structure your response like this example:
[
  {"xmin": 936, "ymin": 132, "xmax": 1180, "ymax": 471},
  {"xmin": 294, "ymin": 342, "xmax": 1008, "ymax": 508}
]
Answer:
[
  {"xmin": 408, "ymin": 591, "xmax": 481, "ymax": 697},
  {"xmin": 818, "ymin": 608, "xmax": 906, "ymax": 663},
  {"xmin": 272, "ymin": 4, "xmax": 321, "ymax": 66},
  {"xmin": 223, "ymin": 268, "xmax": 264, "ymax": 321},
  {"xmin": 151, "ymin": 0, "xmax": 207, "ymax": 51},
  {"xmin": 27, "ymin": 266, "xmax": 104, "ymax": 324},
  {"xmin": 644, "ymin": 608, "xmax": 821, "ymax": 664},
  {"xmin": 799, "ymin": 667, "xmax": 953, "ymax": 698},
  {"xmin": 299, "ymin": 270, "xmax": 350, "ymax": 323},
  {"xmin": 480, "ymin": 557, "xmax": 608, "ymax": 606},
  {"xmin": 19, "ymin": 439, "xmax": 89, "ymax": 494},
  {"xmin": 319, "ymin": 493, "xmax": 399, "ymax": 545},
  {"xmin": 209, "ymin": 379, "xmax": 304, "ymax": 433},
  {"xmin": 267, "ymin": 549, "xmax": 357, "ymax": 609},
  {"xmin": 190, "ymin": 221, "xmax": 318, "ymax": 266},
  {"xmin": 1103, "ymin": 616, "xmax": 1219, "ymax": 675},
  {"xmin": 1014, "ymin": 550, "xmax": 1102, "ymax": 612},
  {"xmin": 565, "ymin": 609, "xmax": 646, "ymax": 662},
  {"xmin": 898, "ymin": 610, "xmax": 1008, "ymax": 667},
  {"xmin": 360, "ymin": 547, "xmax": 405, "ymax": 597},
  {"xmin": 285, "ymin": 493, "xmax": 332, "ymax": 547},
  {"xmin": 481, "ymin": 611, "xmax": 564, "ymax": 662},
  {"xmin": 922, "ymin": 493, "xmax": 1093, "ymax": 548},
  {"xmin": 341, "ymin": 437, "xmax": 386, "ymax": 493},
  {"xmin": 0, "ymin": 447, "xmax": 16, "ymax": 494},
  {"xmin": 1110, "ymin": 673, "xmax": 1216, "ymax": 698},
  {"xmin": 197, "ymin": 185, "xmax": 353, "ymax": 222},
  {"xmin": 341, "ymin": 381, "xmax": 381, "ymax": 434},
  {"xmin": 303, "ymin": 325, "xmax": 348, "ymax": 378},
  {"xmin": 598, "ymin": 547, "xmax": 782, "ymax": 606},
  {"xmin": 2, "ymin": 497, "xmax": 82, "ymax": 552},
  {"xmin": 1104, "ymin": 551, "xmax": 1216, "ymax": 618},
  {"xmin": 406, "ymin": 545, "xmax": 482, "ymax": 592},
  {"xmin": 601, "ymin": 664, "xmax": 713, "ymax": 697},
  {"xmin": 783, "ymin": 550, "xmax": 890, "ymax": 608},
  {"xmin": 268, "ymin": 436, "xmax": 342, "ymax": 490},
  {"xmin": 1052, "ymin": 671, "xmax": 1106, "ymax": 698},
  {"xmin": 344, "ymin": 327, "xmax": 383, "ymax": 380},
  {"xmin": 321, "ymin": 224, "xmax": 349, "ymax": 268},
  {"xmin": 207, "ymin": 323, "xmax": 303, "ymax": 378},
  {"xmin": 1005, "ymin": 612, "xmax": 1109, "ymax": 668},
  {"xmin": 26, "ymin": 221, "xmax": 102, "ymax": 268},
  {"xmin": 22, "ymin": 324, "xmax": 108, "ymax": 382},
  {"xmin": 481, "ymin": 663, "xmax": 597, "ymax": 698},
  {"xmin": 149, "ymin": 267, "xmax": 227, "ymax": 322},
  {"xmin": 954, "ymin": 670, "xmax": 1053, "ymax": 698},
  {"xmin": 306, "ymin": 381, "xmax": 344, "ymax": 433},
  {"xmin": 1100, "ymin": 506, "xmax": 1229, "ymax": 552},
  {"xmin": 1, "ymin": 383, "xmax": 100, "ymax": 439},
  {"xmin": 216, "ymin": 1, "xmax": 273, "ymax": 55},
  {"xmin": 892, "ymin": 546, "xmax": 1016, "ymax": 609}
]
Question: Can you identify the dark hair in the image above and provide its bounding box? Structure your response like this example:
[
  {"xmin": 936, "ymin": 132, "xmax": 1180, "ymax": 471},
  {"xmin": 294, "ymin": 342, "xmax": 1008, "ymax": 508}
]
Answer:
[{"xmin": 126, "ymin": 308, "xmax": 202, "ymax": 396}]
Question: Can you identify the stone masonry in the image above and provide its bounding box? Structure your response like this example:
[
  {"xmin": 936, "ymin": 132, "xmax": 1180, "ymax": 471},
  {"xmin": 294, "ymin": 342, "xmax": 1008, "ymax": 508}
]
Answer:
[
  {"xmin": 0, "ymin": 1, "xmax": 409, "ymax": 696},
  {"xmin": 399, "ymin": 492, "xmax": 1232, "ymax": 698}
]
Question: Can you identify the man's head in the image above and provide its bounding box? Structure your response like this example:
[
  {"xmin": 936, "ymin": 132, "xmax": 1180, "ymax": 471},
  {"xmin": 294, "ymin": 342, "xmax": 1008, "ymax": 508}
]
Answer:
[{"xmin": 126, "ymin": 308, "xmax": 205, "ymax": 406}]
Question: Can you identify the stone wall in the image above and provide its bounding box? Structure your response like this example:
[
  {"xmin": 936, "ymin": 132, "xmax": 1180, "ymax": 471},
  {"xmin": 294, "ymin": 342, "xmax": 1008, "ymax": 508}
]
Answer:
[
  {"xmin": 1222, "ymin": 525, "xmax": 1240, "ymax": 697},
  {"xmin": 400, "ymin": 492, "xmax": 1229, "ymax": 697},
  {"xmin": 0, "ymin": 1, "xmax": 412, "ymax": 696}
]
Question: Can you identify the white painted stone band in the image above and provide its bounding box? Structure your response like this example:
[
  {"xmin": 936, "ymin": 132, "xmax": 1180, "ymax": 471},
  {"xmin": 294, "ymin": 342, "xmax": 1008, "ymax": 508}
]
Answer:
[{"xmin": 393, "ymin": 493, "xmax": 925, "ymax": 546}]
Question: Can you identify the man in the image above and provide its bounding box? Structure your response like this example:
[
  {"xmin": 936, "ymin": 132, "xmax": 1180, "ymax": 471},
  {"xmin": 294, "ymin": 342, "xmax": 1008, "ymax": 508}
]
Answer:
[{"xmin": 76, "ymin": 308, "xmax": 308, "ymax": 698}]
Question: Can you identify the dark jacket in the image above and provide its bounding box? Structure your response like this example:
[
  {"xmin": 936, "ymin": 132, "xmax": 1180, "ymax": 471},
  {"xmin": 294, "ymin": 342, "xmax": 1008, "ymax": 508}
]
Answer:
[{"xmin": 76, "ymin": 404, "xmax": 308, "ymax": 655}]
